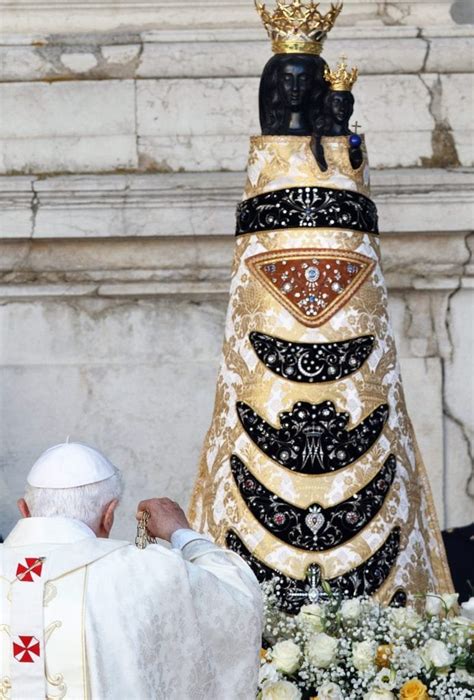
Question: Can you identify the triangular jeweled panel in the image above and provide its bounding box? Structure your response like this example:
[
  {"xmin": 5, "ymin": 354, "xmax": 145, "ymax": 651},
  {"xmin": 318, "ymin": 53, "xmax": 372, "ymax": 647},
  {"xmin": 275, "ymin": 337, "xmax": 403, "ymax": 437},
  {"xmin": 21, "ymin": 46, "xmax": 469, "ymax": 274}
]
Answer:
[{"xmin": 246, "ymin": 248, "xmax": 375, "ymax": 327}]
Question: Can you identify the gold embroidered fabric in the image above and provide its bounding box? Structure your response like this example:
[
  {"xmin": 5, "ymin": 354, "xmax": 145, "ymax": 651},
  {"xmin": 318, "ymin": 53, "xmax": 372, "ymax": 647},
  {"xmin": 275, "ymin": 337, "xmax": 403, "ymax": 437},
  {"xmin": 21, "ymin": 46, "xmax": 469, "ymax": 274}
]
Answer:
[
  {"xmin": 244, "ymin": 135, "xmax": 370, "ymax": 199},
  {"xmin": 189, "ymin": 135, "xmax": 453, "ymax": 604}
]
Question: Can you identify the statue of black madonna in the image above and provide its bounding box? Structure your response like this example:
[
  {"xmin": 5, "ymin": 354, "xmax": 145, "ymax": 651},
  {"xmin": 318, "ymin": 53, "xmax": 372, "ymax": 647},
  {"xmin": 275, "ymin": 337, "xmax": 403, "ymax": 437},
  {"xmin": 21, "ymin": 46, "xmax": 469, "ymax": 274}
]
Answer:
[
  {"xmin": 259, "ymin": 53, "xmax": 327, "ymax": 135},
  {"xmin": 189, "ymin": 0, "xmax": 455, "ymax": 620}
]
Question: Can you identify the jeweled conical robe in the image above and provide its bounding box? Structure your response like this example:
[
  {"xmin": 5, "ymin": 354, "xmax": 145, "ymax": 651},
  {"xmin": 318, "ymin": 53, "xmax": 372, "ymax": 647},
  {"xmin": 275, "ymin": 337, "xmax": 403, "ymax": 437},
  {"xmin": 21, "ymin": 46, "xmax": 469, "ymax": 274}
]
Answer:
[{"xmin": 189, "ymin": 135, "xmax": 453, "ymax": 610}]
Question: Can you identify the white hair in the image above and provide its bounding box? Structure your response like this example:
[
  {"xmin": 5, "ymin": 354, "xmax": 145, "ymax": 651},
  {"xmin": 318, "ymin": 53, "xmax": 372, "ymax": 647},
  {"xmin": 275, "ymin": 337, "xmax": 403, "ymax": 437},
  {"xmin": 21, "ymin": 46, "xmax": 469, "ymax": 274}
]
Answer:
[{"xmin": 24, "ymin": 471, "xmax": 123, "ymax": 531}]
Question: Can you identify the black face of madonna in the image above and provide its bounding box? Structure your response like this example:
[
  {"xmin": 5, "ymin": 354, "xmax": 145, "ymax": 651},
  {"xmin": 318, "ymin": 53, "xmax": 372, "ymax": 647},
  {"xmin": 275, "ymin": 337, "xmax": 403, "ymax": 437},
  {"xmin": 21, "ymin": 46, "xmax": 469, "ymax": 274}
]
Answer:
[
  {"xmin": 329, "ymin": 91, "xmax": 353, "ymax": 124},
  {"xmin": 280, "ymin": 62, "xmax": 313, "ymax": 111}
]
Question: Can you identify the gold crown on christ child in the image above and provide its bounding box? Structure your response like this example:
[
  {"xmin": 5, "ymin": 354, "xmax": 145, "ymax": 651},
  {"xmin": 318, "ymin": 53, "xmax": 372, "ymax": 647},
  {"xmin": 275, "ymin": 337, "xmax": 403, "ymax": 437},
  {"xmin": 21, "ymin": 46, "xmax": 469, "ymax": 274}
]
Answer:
[
  {"xmin": 255, "ymin": 0, "xmax": 343, "ymax": 56},
  {"xmin": 324, "ymin": 56, "xmax": 358, "ymax": 91}
]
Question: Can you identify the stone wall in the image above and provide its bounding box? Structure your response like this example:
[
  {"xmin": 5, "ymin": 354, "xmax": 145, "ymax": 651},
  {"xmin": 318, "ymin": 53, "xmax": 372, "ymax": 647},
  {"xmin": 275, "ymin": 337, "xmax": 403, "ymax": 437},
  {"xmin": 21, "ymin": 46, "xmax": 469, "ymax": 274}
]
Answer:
[{"xmin": 0, "ymin": 0, "xmax": 473, "ymax": 541}]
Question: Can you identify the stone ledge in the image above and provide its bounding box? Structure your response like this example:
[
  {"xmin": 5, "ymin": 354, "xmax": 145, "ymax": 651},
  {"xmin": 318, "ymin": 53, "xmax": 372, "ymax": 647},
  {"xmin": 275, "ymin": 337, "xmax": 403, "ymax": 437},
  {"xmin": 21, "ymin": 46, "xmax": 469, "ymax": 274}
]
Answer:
[
  {"xmin": 1, "ymin": 74, "xmax": 472, "ymax": 173},
  {"xmin": 0, "ymin": 1, "xmax": 459, "ymax": 35},
  {"xmin": 1, "ymin": 168, "xmax": 472, "ymax": 239},
  {"xmin": 0, "ymin": 231, "xmax": 471, "ymax": 299},
  {"xmin": 0, "ymin": 26, "xmax": 472, "ymax": 82}
]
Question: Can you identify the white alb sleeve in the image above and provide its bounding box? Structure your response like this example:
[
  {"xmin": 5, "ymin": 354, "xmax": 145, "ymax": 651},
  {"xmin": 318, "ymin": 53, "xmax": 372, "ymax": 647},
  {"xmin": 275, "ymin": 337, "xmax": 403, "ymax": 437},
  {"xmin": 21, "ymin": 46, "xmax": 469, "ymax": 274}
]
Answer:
[{"xmin": 170, "ymin": 528, "xmax": 211, "ymax": 550}]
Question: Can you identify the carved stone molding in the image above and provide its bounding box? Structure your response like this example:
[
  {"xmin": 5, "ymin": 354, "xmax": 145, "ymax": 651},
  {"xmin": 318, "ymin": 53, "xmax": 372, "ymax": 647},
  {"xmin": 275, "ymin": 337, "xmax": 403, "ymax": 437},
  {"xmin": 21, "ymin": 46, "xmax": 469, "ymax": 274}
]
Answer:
[
  {"xmin": 1, "ymin": 168, "xmax": 472, "ymax": 240},
  {"xmin": 1, "ymin": 27, "xmax": 473, "ymax": 82}
]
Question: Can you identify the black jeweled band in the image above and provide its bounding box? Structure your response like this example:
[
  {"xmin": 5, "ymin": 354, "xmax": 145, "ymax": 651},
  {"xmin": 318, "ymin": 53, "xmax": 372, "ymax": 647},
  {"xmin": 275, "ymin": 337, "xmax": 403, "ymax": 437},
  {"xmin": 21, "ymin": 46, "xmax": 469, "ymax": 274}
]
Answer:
[
  {"xmin": 236, "ymin": 186, "xmax": 379, "ymax": 236},
  {"xmin": 231, "ymin": 453, "xmax": 396, "ymax": 551},
  {"xmin": 236, "ymin": 399, "xmax": 389, "ymax": 474},
  {"xmin": 249, "ymin": 331, "xmax": 375, "ymax": 383},
  {"xmin": 225, "ymin": 528, "xmax": 401, "ymax": 614}
]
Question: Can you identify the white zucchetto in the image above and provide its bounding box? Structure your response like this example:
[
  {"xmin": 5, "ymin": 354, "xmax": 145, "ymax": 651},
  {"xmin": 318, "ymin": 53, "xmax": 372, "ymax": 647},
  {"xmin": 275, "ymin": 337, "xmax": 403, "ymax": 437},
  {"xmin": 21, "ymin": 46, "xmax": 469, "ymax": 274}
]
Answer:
[{"xmin": 27, "ymin": 442, "xmax": 117, "ymax": 488}]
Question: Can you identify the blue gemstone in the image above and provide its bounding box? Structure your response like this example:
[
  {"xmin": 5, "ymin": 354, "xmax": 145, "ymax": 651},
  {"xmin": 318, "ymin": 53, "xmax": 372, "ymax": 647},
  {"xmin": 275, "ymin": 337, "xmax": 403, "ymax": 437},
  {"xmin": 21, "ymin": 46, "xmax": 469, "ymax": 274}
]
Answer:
[
  {"xmin": 308, "ymin": 295, "xmax": 316, "ymax": 302},
  {"xmin": 349, "ymin": 134, "xmax": 362, "ymax": 148}
]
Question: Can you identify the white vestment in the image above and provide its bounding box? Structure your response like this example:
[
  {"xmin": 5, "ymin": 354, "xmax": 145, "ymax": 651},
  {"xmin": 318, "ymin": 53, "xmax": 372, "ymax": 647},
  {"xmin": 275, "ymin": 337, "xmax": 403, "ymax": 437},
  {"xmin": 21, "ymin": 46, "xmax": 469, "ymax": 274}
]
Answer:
[{"xmin": 0, "ymin": 517, "xmax": 263, "ymax": 699}]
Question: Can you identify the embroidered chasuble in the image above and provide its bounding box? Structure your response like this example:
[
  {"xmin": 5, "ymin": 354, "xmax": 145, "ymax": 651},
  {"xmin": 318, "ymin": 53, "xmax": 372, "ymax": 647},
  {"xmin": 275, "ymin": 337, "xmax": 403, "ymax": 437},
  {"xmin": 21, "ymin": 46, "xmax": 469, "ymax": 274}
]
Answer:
[
  {"xmin": 0, "ymin": 517, "xmax": 262, "ymax": 699},
  {"xmin": 189, "ymin": 134, "xmax": 453, "ymax": 611}
]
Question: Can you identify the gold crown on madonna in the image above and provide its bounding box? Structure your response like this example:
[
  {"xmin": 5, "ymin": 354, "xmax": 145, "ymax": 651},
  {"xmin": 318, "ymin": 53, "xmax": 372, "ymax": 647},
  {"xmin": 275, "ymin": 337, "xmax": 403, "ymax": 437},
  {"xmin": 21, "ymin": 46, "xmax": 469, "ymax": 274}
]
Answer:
[
  {"xmin": 324, "ymin": 56, "xmax": 358, "ymax": 91},
  {"xmin": 255, "ymin": 0, "xmax": 343, "ymax": 56}
]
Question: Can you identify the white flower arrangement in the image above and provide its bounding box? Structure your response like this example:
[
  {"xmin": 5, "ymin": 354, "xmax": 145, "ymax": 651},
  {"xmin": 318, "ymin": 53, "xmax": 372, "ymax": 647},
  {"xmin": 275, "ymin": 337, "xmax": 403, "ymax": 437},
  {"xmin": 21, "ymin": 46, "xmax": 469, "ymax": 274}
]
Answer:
[{"xmin": 257, "ymin": 584, "xmax": 474, "ymax": 700}]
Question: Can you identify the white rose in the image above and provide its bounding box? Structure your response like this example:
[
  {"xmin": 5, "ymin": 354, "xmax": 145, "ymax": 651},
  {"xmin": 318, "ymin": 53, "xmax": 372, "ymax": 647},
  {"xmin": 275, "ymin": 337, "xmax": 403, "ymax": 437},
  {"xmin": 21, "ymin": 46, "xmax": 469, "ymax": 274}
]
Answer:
[
  {"xmin": 425, "ymin": 593, "xmax": 444, "ymax": 616},
  {"xmin": 452, "ymin": 615, "xmax": 474, "ymax": 634},
  {"xmin": 317, "ymin": 681, "xmax": 344, "ymax": 699},
  {"xmin": 341, "ymin": 598, "xmax": 361, "ymax": 621},
  {"xmin": 352, "ymin": 640, "xmax": 376, "ymax": 671},
  {"xmin": 306, "ymin": 632, "xmax": 338, "ymax": 669},
  {"xmin": 259, "ymin": 662, "xmax": 280, "ymax": 686},
  {"xmin": 454, "ymin": 669, "xmax": 474, "ymax": 687},
  {"xmin": 405, "ymin": 607, "xmax": 421, "ymax": 629},
  {"xmin": 271, "ymin": 640, "xmax": 302, "ymax": 674},
  {"xmin": 453, "ymin": 615, "xmax": 474, "ymax": 627},
  {"xmin": 261, "ymin": 680, "xmax": 302, "ymax": 700},
  {"xmin": 449, "ymin": 616, "xmax": 474, "ymax": 644},
  {"xmin": 442, "ymin": 593, "xmax": 459, "ymax": 611},
  {"xmin": 460, "ymin": 597, "xmax": 474, "ymax": 621},
  {"xmin": 421, "ymin": 638, "xmax": 455, "ymax": 669},
  {"xmin": 363, "ymin": 691, "xmax": 395, "ymax": 700},
  {"xmin": 390, "ymin": 606, "xmax": 420, "ymax": 630},
  {"xmin": 297, "ymin": 603, "xmax": 324, "ymax": 632}
]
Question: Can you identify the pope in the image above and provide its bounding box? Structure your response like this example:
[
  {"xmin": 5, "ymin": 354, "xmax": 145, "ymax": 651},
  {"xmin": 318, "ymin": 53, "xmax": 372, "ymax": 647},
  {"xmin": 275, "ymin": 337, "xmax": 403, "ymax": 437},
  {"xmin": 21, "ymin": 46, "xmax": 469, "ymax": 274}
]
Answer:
[{"xmin": 0, "ymin": 442, "xmax": 263, "ymax": 699}]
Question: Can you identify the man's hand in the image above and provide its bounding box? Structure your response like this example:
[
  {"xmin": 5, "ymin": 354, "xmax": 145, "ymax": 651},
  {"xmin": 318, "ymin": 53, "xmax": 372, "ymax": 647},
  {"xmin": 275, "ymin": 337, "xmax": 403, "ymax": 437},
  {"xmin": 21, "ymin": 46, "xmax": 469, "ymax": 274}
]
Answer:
[{"xmin": 136, "ymin": 498, "xmax": 190, "ymax": 542}]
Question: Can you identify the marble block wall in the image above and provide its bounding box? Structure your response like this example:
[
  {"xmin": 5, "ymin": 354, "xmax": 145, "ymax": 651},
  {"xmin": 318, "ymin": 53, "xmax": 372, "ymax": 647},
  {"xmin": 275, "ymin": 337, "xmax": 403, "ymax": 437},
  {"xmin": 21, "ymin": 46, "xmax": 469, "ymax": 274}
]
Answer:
[{"xmin": 0, "ymin": 0, "xmax": 473, "ymax": 541}]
